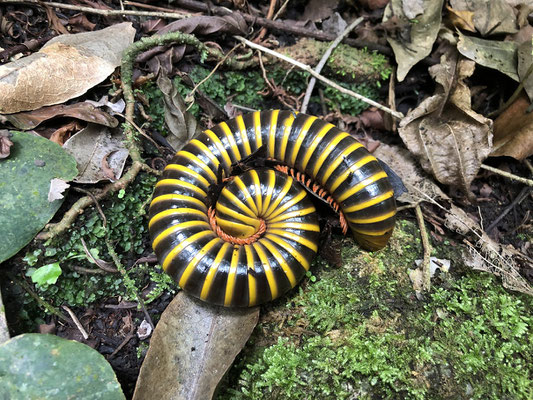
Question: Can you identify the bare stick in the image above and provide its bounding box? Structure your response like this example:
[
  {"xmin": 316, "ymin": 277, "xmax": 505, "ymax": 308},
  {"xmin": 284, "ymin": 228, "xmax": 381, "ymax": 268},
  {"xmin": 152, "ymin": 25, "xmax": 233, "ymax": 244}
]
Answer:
[
  {"xmin": 301, "ymin": 17, "xmax": 363, "ymax": 114},
  {"xmin": 485, "ymin": 186, "xmax": 531, "ymax": 233},
  {"xmin": 3, "ymin": 0, "xmax": 191, "ymax": 19},
  {"xmin": 480, "ymin": 164, "xmax": 533, "ymax": 187},
  {"xmin": 62, "ymin": 306, "xmax": 89, "ymax": 340},
  {"xmin": 415, "ymin": 204, "xmax": 432, "ymax": 291},
  {"xmin": 235, "ymin": 35, "xmax": 405, "ymax": 119}
]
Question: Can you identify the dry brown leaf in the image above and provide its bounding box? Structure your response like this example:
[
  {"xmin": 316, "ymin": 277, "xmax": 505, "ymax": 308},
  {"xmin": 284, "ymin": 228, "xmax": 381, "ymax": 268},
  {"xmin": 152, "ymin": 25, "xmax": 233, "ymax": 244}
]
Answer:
[
  {"xmin": 0, "ymin": 130, "xmax": 14, "ymax": 159},
  {"xmin": 0, "ymin": 22, "xmax": 135, "ymax": 114},
  {"xmin": 62, "ymin": 124, "xmax": 128, "ymax": 184},
  {"xmin": 0, "ymin": 102, "xmax": 118, "ymax": 130},
  {"xmin": 446, "ymin": 5, "xmax": 476, "ymax": 32},
  {"xmin": 373, "ymin": 143, "xmax": 449, "ymax": 205},
  {"xmin": 517, "ymin": 38, "xmax": 533, "ymax": 103},
  {"xmin": 157, "ymin": 73, "xmax": 202, "ymax": 151},
  {"xmin": 491, "ymin": 93, "xmax": 533, "ymax": 160},
  {"xmin": 444, "ymin": 204, "xmax": 532, "ymax": 295},
  {"xmin": 450, "ymin": 0, "xmax": 518, "ymax": 36},
  {"xmin": 398, "ymin": 54, "xmax": 493, "ymax": 195},
  {"xmin": 133, "ymin": 292, "xmax": 259, "ymax": 400}
]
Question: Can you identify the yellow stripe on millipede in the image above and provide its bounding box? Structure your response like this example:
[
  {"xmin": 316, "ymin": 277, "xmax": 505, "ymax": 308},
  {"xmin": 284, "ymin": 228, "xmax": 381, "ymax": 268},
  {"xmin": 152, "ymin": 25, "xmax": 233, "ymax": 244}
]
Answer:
[
  {"xmin": 149, "ymin": 208, "xmax": 206, "ymax": 229},
  {"xmin": 266, "ymin": 190, "xmax": 307, "ymax": 220},
  {"xmin": 200, "ymin": 242, "xmax": 230, "ymax": 300},
  {"xmin": 266, "ymin": 229, "xmax": 318, "ymax": 251},
  {"xmin": 250, "ymin": 170, "xmax": 263, "ymax": 214},
  {"xmin": 224, "ymin": 247, "xmax": 241, "ymax": 306},
  {"xmin": 278, "ymin": 113, "xmax": 296, "ymax": 161},
  {"xmin": 204, "ymin": 129, "xmax": 233, "ymax": 168},
  {"xmin": 220, "ymin": 121, "xmax": 242, "ymax": 160},
  {"xmin": 253, "ymin": 111, "xmax": 262, "ymax": 149},
  {"xmin": 220, "ymin": 188, "xmax": 256, "ymax": 218},
  {"xmin": 264, "ymin": 234, "xmax": 311, "ymax": 271},
  {"xmin": 236, "ymin": 114, "xmax": 252, "ymax": 156},
  {"xmin": 343, "ymin": 191, "xmax": 394, "ymax": 213},
  {"xmin": 348, "ymin": 209, "xmax": 396, "ymax": 224},
  {"xmin": 253, "ymin": 242, "xmax": 277, "ymax": 299},
  {"xmin": 290, "ymin": 116, "xmax": 317, "ymax": 165},
  {"xmin": 152, "ymin": 220, "xmax": 211, "ymax": 250},
  {"xmin": 164, "ymin": 164, "xmax": 210, "ymax": 188},
  {"xmin": 337, "ymin": 171, "xmax": 388, "ymax": 202},
  {"xmin": 189, "ymin": 139, "xmax": 220, "ymax": 168},
  {"xmin": 300, "ymin": 123, "xmax": 334, "ymax": 171},
  {"xmin": 313, "ymin": 132, "xmax": 351, "ymax": 179},
  {"xmin": 268, "ymin": 222, "xmax": 320, "ymax": 231},
  {"xmin": 263, "ymin": 177, "xmax": 292, "ymax": 218},
  {"xmin": 162, "ymin": 230, "xmax": 212, "ymax": 271},
  {"xmin": 150, "ymin": 194, "xmax": 206, "ymax": 211},
  {"xmin": 260, "ymin": 170, "xmax": 275, "ymax": 216},
  {"xmin": 245, "ymin": 245, "xmax": 257, "ymax": 306},
  {"xmin": 216, "ymin": 203, "xmax": 260, "ymax": 226},
  {"xmin": 178, "ymin": 238, "xmax": 220, "ymax": 288},
  {"xmin": 321, "ymin": 142, "xmax": 363, "ymax": 186},
  {"xmin": 260, "ymin": 238, "xmax": 297, "ymax": 286},
  {"xmin": 268, "ymin": 111, "xmax": 279, "ymax": 158},
  {"xmin": 328, "ymin": 155, "xmax": 376, "ymax": 193},
  {"xmin": 233, "ymin": 176, "xmax": 258, "ymax": 214},
  {"xmin": 174, "ymin": 150, "xmax": 217, "ymax": 182},
  {"xmin": 155, "ymin": 179, "xmax": 207, "ymax": 198},
  {"xmin": 267, "ymin": 207, "xmax": 315, "ymax": 223}
]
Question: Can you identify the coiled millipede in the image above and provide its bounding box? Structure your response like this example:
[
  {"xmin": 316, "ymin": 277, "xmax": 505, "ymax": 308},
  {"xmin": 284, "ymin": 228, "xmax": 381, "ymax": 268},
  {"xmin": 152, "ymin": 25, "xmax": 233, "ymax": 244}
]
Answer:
[{"xmin": 148, "ymin": 110, "xmax": 396, "ymax": 307}]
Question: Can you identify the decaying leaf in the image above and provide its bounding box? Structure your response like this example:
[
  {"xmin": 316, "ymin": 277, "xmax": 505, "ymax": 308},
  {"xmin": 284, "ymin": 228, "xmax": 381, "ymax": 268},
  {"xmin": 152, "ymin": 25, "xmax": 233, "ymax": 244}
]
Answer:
[
  {"xmin": 450, "ymin": 0, "xmax": 518, "ymax": 36},
  {"xmin": 491, "ymin": 93, "xmax": 533, "ymax": 160},
  {"xmin": 47, "ymin": 178, "xmax": 70, "ymax": 202},
  {"xmin": 0, "ymin": 102, "xmax": 118, "ymax": 130},
  {"xmin": 0, "ymin": 22, "xmax": 135, "ymax": 114},
  {"xmin": 446, "ymin": 5, "xmax": 476, "ymax": 32},
  {"xmin": 444, "ymin": 204, "xmax": 532, "ymax": 296},
  {"xmin": 0, "ymin": 130, "xmax": 13, "ymax": 158},
  {"xmin": 133, "ymin": 292, "xmax": 259, "ymax": 400},
  {"xmin": 62, "ymin": 124, "xmax": 128, "ymax": 184},
  {"xmin": 457, "ymin": 31, "xmax": 519, "ymax": 81},
  {"xmin": 373, "ymin": 143, "xmax": 449, "ymax": 204},
  {"xmin": 517, "ymin": 38, "xmax": 533, "ymax": 102},
  {"xmin": 398, "ymin": 53, "xmax": 493, "ymax": 195},
  {"xmin": 0, "ymin": 291, "xmax": 9, "ymax": 345},
  {"xmin": 383, "ymin": 0, "xmax": 445, "ymax": 81},
  {"xmin": 157, "ymin": 73, "xmax": 202, "ymax": 151}
]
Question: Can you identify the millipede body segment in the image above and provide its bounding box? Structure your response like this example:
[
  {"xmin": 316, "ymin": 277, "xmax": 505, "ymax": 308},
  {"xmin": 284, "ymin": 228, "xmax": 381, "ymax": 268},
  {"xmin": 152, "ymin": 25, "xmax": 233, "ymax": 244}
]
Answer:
[{"xmin": 148, "ymin": 110, "xmax": 397, "ymax": 307}]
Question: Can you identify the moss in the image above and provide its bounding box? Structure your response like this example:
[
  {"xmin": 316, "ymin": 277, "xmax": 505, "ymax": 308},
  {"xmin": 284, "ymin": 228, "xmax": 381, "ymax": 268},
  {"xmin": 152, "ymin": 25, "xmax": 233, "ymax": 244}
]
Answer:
[
  {"xmin": 10, "ymin": 172, "xmax": 177, "ymax": 330},
  {"xmin": 216, "ymin": 220, "xmax": 533, "ymax": 400}
]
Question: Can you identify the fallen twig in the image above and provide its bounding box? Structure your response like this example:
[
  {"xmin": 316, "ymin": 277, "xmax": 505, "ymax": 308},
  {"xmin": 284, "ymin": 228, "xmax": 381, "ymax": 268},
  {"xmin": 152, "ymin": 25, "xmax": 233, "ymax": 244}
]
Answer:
[
  {"xmin": 62, "ymin": 305, "xmax": 89, "ymax": 340},
  {"xmin": 3, "ymin": 0, "xmax": 192, "ymax": 19},
  {"xmin": 485, "ymin": 186, "xmax": 531, "ymax": 233},
  {"xmin": 415, "ymin": 205, "xmax": 432, "ymax": 291},
  {"xmin": 301, "ymin": 17, "xmax": 363, "ymax": 114},
  {"xmin": 236, "ymin": 35, "xmax": 405, "ymax": 119},
  {"xmin": 480, "ymin": 164, "xmax": 533, "ymax": 187}
]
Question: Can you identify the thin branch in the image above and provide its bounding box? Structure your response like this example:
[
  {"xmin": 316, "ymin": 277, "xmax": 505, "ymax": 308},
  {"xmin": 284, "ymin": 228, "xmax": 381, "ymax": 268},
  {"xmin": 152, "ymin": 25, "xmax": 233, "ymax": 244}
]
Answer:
[
  {"xmin": 235, "ymin": 35, "xmax": 405, "ymax": 119},
  {"xmin": 301, "ymin": 17, "xmax": 363, "ymax": 114},
  {"xmin": 3, "ymin": 0, "xmax": 191, "ymax": 19},
  {"xmin": 485, "ymin": 186, "xmax": 531, "ymax": 233},
  {"xmin": 415, "ymin": 205, "xmax": 432, "ymax": 292},
  {"xmin": 480, "ymin": 164, "xmax": 533, "ymax": 187},
  {"xmin": 62, "ymin": 306, "xmax": 89, "ymax": 340}
]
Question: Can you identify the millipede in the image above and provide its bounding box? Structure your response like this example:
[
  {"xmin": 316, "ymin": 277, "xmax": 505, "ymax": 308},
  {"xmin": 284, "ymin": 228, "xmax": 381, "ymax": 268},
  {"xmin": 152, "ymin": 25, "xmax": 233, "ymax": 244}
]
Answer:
[{"xmin": 148, "ymin": 110, "xmax": 397, "ymax": 307}]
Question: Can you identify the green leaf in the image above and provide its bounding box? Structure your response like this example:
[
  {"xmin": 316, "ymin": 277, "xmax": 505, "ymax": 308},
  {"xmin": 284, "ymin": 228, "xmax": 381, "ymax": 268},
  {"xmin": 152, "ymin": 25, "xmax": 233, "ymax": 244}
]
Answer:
[
  {"xmin": 0, "ymin": 333, "xmax": 125, "ymax": 399},
  {"xmin": 30, "ymin": 262, "xmax": 62, "ymax": 286},
  {"xmin": 0, "ymin": 131, "xmax": 78, "ymax": 263}
]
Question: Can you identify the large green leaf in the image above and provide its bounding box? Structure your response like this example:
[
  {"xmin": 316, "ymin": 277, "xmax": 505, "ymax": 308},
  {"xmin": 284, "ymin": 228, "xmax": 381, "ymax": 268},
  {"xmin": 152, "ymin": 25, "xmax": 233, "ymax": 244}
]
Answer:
[
  {"xmin": 0, "ymin": 333, "xmax": 125, "ymax": 399},
  {"xmin": 0, "ymin": 131, "xmax": 77, "ymax": 263}
]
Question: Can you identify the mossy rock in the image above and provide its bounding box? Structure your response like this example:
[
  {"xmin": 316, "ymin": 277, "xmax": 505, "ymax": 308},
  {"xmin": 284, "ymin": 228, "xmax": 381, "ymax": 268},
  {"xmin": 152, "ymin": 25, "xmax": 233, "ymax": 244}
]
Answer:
[{"xmin": 276, "ymin": 38, "xmax": 391, "ymax": 83}]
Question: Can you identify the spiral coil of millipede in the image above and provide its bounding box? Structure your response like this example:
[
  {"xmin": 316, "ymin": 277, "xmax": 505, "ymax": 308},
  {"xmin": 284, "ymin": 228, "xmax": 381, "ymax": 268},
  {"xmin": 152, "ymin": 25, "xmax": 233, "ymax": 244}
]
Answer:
[{"xmin": 148, "ymin": 110, "xmax": 396, "ymax": 307}]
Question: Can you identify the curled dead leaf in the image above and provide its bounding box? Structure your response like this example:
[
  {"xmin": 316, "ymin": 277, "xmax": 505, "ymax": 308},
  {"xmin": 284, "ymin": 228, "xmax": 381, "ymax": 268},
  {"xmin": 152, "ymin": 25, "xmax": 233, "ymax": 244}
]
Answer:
[
  {"xmin": 398, "ymin": 54, "xmax": 493, "ymax": 195},
  {"xmin": 0, "ymin": 130, "xmax": 14, "ymax": 158},
  {"xmin": 0, "ymin": 22, "xmax": 135, "ymax": 114}
]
